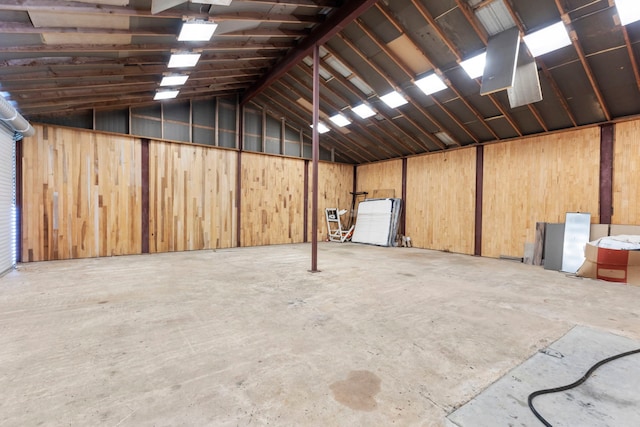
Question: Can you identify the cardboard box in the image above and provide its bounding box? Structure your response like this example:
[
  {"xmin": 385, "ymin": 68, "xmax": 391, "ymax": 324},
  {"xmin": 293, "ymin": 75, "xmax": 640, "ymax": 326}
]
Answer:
[{"xmin": 577, "ymin": 242, "xmax": 640, "ymax": 286}]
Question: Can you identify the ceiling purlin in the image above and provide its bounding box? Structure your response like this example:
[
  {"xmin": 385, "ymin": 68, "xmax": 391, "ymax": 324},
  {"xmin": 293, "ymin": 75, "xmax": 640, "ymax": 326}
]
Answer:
[
  {"xmin": 329, "ymin": 35, "xmax": 451, "ymax": 150},
  {"xmin": 621, "ymin": 26, "xmax": 640, "ymax": 92},
  {"xmin": 376, "ymin": 3, "xmax": 500, "ymax": 141},
  {"xmin": 314, "ymin": 55, "xmax": 443, "ymax": 152},
  {"xmin": 289, "ymin": 66, "xmax": 423, "ymax": 155},
  {"xmin": 0, "ymin": 1, "xmax": 212, "ymax": 18},
  {"xmin": 0, "ymin": 52, "xmax": 281, "ymax": 68},
  {"xmin": 20, "ymin": 83, "xmax": 250, "ymax": 112},
  {"xmin": 300, "ymin": 59, "xmax": 432, "ymax": 151},
  {"xmin": 553, "ymin": 0, "xmax": 611, "ymax": 121},
  {"xmin": 255, "ymin": 93, "xmax": 375, "ymax": 164},
  {"xmin": 240, "ymin": 0, "xmax": 340, "ymax": 6},
  {"xmin": 258, "ymin": 87, "xmax": 384, "ymax": 163},
  {"xmin": 27, "ymin": 90, "xmax": 239, "ymax": 116},
  {"xmin": 0, "ymin": 63, "xmax": 267, "ymax": 84},
  {"xmin": 208, "ymin": 12, "xmax": 322, "ymax": 24},
  {"xmin": 0, "ymin": 22, "xmax": 307, "ymax": 39},
  {"xmin": 264, "ymin": 83, "xmax": 391, "ymax": 161},
  {"xmin": 353, "ymin": 17, "xmax": 475, "ymax": 144},
  {"xmin": 0, "ymin": 41, "xmax": 292, "ymax": 54},
  {"xmin": 273, "ymin": 77, "xmax": 405, "ymax": 158},
  {"xmin": 448, "ymin": 0, "xmax": 522, "ymax": 136}
]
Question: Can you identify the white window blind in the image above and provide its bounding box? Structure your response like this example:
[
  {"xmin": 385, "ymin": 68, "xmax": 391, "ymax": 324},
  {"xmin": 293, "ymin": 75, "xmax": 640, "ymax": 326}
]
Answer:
[{"xmin": 0, "ymin": 124, "xmax": 16, "ymax": 275}]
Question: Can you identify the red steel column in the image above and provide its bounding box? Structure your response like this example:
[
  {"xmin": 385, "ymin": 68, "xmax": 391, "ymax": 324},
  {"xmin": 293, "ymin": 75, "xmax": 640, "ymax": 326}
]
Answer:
[{"xmin": 311, "ymin": 44, "xmax": 320, "ymax": 272}]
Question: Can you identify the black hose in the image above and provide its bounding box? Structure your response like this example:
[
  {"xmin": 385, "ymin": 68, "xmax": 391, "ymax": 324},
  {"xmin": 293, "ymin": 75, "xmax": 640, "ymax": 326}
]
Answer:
[{"xmin": 528, "ymin": 347, "xmax": 640, "ymax": 426}]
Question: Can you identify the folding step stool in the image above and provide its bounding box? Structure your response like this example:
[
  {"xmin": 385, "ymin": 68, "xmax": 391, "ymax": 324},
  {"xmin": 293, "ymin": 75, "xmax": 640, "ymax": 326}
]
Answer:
[{"xmin": 325, "ymin": 208, "xmax": 354, "ymax": 242}]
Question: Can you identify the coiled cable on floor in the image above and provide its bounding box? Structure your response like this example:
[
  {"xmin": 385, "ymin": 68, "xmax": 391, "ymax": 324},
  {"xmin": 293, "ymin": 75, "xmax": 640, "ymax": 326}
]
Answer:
[{"xmin": 528, "ymin": 347, "xmax": 640, "ymax": 426}]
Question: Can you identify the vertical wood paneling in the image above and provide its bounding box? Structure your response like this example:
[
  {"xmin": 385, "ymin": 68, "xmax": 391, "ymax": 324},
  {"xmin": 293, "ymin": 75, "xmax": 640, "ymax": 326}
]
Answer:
[
  {"xmin": 240, "ymin": 153, "xmax": 305, "ymax": 246},
  {"xmin": 149, "ymin": 141, "xmax": 237, "ymax": 252},
  {"xmin": 406, "ymin": 149, "xmax": 476, "ymax": 254},
  {"xmin": 613, "ymin": 120, "xmax": 640, "ymax": 225},
  {"xmin": 482, "ymin": 128, "xmax": 600, "ymax": 258},
  {"xmin": 356, "ymin": 159, "xmax": 403, "ymax": 199},
  {"xmin": 21, "ymin": 125, "xmax": 141, "ymax": 261},
  {"xmin": 308, "ymin": 161, "xmax": 354, "ymax": 241}
]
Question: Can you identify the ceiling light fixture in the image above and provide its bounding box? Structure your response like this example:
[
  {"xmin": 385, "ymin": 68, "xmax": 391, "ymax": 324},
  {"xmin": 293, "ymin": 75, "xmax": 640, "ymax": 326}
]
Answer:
[
  {"xmin": 380, "ymin": 91, "xmax": 408, "ymax": 108},
  {"xmin": 154, "ymin": 90, "xmax": 179, "ymax": 100},
  {"xmin": 310, "ymin": 122, "xmax": 330, "ymax": 134},
  {"xmin": 615, "ymin": 0, "xmax": 640, "ymax": 25},
  {"xmin": 329, "ymin": 113, "xmax": 351, "ymax": 127},
  {"xmin": 415, "ymin": 74, "xmax": 447, "ymax": 95},
  {"xmin": 160, "ymin": 74, "xmax": 189, "ymax": 86},
  {"xmin": 460, "ymin": 52, "xmax": 487, "ymax": 79},
  {"xmin": 168, "ymin": 52, "xmax": 201, "ymax": 68},
  {"xmin": 352, "ymin": 103, "xmax": 376, "ymax": 119},
  {"xmin": 178, "ymin": 20, "xmax": 218, "ymax": 42},
  {"xmin": 523, "ymin": 22, "xmax": 571, "ymax": 57}
]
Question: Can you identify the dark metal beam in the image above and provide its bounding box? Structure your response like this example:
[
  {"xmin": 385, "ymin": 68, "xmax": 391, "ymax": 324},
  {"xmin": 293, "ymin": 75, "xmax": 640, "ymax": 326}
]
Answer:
[
  {"xmin": 599, "ymin": 123, "xmax": 614, "ymax": 224},
  {"xmin": 310, "ymin": 44, "xmax": 320, "ymax": 273},
  {"xmin": 241, "ymin": 0, "xmax": 379, "ymax": 105}
]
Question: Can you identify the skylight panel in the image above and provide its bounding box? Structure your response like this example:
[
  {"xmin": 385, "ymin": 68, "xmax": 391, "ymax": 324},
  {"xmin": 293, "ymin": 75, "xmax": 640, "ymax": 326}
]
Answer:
[
  {"xmin": 154, "ymin": 90, "xmax": 179, "ymax": 100},
  {"xmin": 178, "ymin": 21, "xmax": 218, "ymax": 42},
  {"xmin": 168, "ymin": 53, "xmax": 201, "ymax": 68},
  {"xmin": 415, "ymin": 74, "xmax": 447, "ymax": 95},
  {"xmin": 160, "ymin": 75, "xmax": 189, "ymax": 86},
  {"xmin": 329, "ymin": 114, "xmax": 351, "ymax": 127},
  {"xmin": 380, "ymin": 91, "xmax": 408, "ymax": 108},
  {"xmin": 310, "ymin": 122, "xmax": 330, "ymax": 134},
  {"xmin": 615, "ymin": 0, "xmax": 640, "ymax": 25},
  {"xmin": 352, "ymin": 103, "xmax": 376, "ymax": 119},
  {"xmin": 523, "ymin": 22, "xmax": 571, "ymax": 57},
  {"xmin": 460, "ymin": 52, "xmax": 486, "ymax": 79}
]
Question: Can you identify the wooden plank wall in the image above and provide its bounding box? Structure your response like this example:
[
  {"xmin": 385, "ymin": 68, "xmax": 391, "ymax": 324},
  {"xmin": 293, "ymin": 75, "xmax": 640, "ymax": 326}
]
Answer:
[
  {"xmin": 310, "ymin": 161, "xmax": 354, "ymax": 241},
  {"xmin": 149, "ymin": 142, "xmax": 237, "ymax": 252},
  {"xmin": 240, "ymin": 153, "xmax": 305, "ymax": 246},
  {"xmin": 21, "ymin": 125, "xmax": 142, "ymax": 261},
  {"xmin": 356, "ymin": 159, "xmax": 403, "ymax": 199},
  {"xmin": 613, "ymin": 120, "xmax": 640, "ymax": 225},
  {"xmin": 482, "ymin": 128, "xmax": 601, "ymax": 258},
  {"xmin": 406, "ymin": 149, "xmax": 476, "ymax": 254}
]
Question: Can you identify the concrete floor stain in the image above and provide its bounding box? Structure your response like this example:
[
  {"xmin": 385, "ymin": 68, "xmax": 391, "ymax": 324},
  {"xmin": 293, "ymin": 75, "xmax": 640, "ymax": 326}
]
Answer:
[{"xmin": 330, "ymin": 370, "xmax": 381, "ymax": 411}]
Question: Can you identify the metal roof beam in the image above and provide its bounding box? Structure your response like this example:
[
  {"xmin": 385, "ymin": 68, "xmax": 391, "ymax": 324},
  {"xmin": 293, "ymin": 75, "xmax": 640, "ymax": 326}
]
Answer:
[{"xmin": 240, "ymin": 0, "xmax": 379, "ymax": 105}]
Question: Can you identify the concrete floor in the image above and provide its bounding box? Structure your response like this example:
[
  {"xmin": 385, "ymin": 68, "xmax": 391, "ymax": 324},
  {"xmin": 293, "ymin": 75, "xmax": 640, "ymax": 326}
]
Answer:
[{"xmin": 1, "ymin": 243, "xmax": 639, "ymax": 427}]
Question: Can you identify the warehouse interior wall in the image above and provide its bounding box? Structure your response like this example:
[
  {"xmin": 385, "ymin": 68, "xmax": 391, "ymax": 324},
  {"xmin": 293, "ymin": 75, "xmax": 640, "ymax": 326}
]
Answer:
[
  {"xmin": 356, "ymin": 121, "xmax": 637, "ymax": 259},
  {"xmin": 19, "ymin": 116, "xmax": 640, "ymax": 263},
  {"xmin": 19, "ymin": 124, "xmax": 354, "ymax": 261}
]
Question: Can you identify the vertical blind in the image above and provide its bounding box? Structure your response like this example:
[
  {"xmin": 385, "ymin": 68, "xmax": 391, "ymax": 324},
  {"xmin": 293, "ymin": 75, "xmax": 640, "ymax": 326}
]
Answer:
[{"xmin": 0, "ymin": 124, "xmax": 16, "ymax": 275}]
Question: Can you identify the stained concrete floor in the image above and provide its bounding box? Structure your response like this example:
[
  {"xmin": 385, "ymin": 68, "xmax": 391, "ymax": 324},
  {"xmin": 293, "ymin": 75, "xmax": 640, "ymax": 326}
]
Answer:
[{"xmin": 1, "ymin": 243, "xmax": 639, "ymax": 427}]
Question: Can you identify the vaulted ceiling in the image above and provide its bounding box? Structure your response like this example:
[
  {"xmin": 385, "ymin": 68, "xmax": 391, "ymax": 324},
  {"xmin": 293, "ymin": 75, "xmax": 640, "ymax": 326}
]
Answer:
[{"xmin": 1, "ymin": 0, "xmax": 639, "ymax": 163}]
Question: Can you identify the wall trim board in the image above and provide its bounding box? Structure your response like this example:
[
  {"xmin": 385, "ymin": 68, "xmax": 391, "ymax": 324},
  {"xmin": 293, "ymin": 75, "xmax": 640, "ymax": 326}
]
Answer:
[
  {"xmin": 475, "ymin": 145, "xmax": 484, "ymax": 256},
  {"xmin": 600, "ymin": 123, "xmax": 614, "ymax": 224},
  {"xmin": 141, "ymin": 138, "xmax": 150, "ymax": 253}
]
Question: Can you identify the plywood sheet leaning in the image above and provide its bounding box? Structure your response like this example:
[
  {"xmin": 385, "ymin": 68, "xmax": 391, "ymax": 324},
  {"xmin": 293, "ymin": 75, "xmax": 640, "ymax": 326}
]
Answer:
[
  {"xmin": 309, "ymin": 161, "xmax": 354, "ymax": 242},
  {"xmin": 149, "ymin": 141, "xmax": 237, "ymax": 252},
  {"xmin": 21, "ymin": 124, "xmax": 142, "ymax": 261},
  {"xmin": 613, "ymin": 119, "xmax": 640, "ymax": 225},
  {"xmin": 406, "ymin": 149, "xmax": 476, "ymax": 254},
  {"xmin": 482, "ymin": 127, "xmax": 600, "ymax": 258},
  {"xmin": 241, "ymin": 153, "xmax": 305, "ymax": 246}
]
